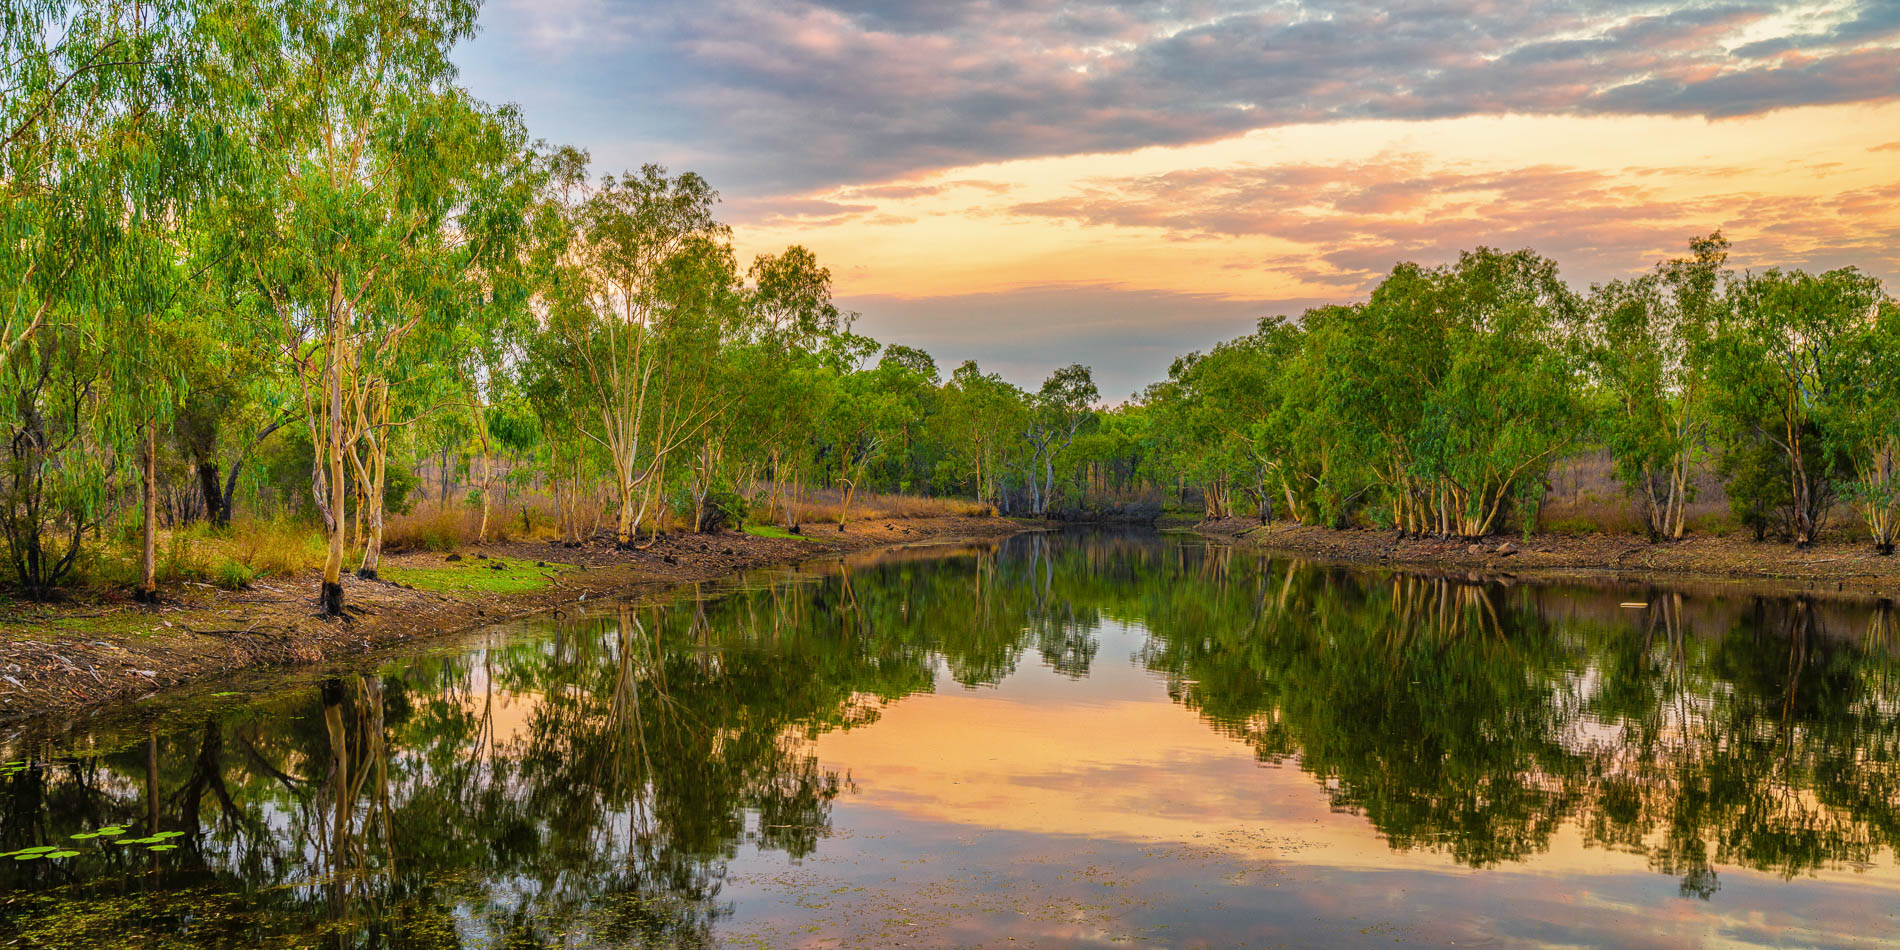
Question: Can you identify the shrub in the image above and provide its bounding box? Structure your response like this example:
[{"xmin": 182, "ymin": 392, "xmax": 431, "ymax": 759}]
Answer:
[{"xmin": 211, "ymin": 557, "xmax": 255, "ymax": 590}]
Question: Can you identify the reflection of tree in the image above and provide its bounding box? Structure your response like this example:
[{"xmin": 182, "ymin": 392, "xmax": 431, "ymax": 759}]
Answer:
[
  {"xmin": 1135, "ymin": 552, "xmax": 1900, "ymax": 896},
  {"xmin": 0, "ymin": 558, "xmax": 965, "ymax": 948},
  {"xmin": 9, "ymin": 531, "xmax": 1900, "ymax": 945}
]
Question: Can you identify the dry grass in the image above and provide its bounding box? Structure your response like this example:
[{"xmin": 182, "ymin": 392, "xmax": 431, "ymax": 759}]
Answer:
[
  {"xmin": 382, "ymin": 500, "xmax": 558, "ymax": 552},
  {"xmin": 224, "ymin": 516, "xmax": 330, "ymax": 577},
  {"xmin": 1536, "ymin": 450, "xmax": 1729, "ymax": 536},
  {"xmin": 775, "ymin": 489, "xmax": 994, "ymax": 525},
  {"xmin": 79, "ymin": 515, "xmax": 328, "ymax": 592}
]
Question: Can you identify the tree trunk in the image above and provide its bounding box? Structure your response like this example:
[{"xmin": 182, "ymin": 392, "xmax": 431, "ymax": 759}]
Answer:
[
  {"xmin": 837, "ymin": 473, "xmax": 857, "ymax": 532},
  {"xmin": 137, "ymin": 422, "xmax": 158, "ymax": 604},
  {"xmin": 321, "ymin": 301, "xmax": 347, "ymax": 618},
  {"xmin": 195, "ymin": 461, "xmax": 226, "ymax": 528}
]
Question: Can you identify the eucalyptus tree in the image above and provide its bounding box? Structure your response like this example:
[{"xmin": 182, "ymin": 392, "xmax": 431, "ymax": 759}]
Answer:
[
  {"xmin": 544, "ymin": 165, "xmax": 737, "ymax": 546},
  {"xmin": 934, "ymin": 361, "xmax": 1028, "ymax": 508},
  {"xmin": 1707, "ymin": 268, "xmax": 1886, "ymax": 547},
  {"xmin": 736, "ymin": 245, "xmax": 859, "ymax": 528},
  {"xmin": 1020, "ymin": 364, "xmax": 1098, "ymax": 515},
  {"xmin": 822, "ymin": 355, "xmax": 937, "ymax": 531},
  {"xmin": 1582, "ymin": 234, "xmax": 1728, "ymax": 540},
  {"xmin": 0, "ymin": 0, "xmax": 242, "ymax": 599},
  {"xmin": 1413, "ymin": 249, "xmax": 1583, "ymax": 539},
  {"xmin": 222, "ymin": 0, "xmax": 541, "ymax": 609},
  {"xmin": 1831, "ymin": 300, "xmax": 1900, "ymax": 553}
]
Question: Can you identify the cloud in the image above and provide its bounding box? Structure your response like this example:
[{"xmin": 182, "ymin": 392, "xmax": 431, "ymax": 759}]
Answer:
[
  {"xmin": 461, "ymin": 0, "xmax": 1900, "ymax": 191},
  {"xmin": 840, "ymin": 284, "xmax": 1331, "ymax": 400},
  {"xmin": 1002, "ymin": 153, "xmax": 1900, "ymax": 290}
]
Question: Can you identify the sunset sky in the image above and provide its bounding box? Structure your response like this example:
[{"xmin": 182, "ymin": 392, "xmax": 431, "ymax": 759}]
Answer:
[{"xmin": 455, "ymin": 0, "xmax": 1900, "ymax": 398}]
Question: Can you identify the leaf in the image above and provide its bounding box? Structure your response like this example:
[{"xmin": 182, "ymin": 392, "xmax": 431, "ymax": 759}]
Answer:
[
  {"xmin": 48, "ymin": 851, "xmax": 80, "ymax": 859},
  {"xmin": 147, "ymin": 844, "xmax": 178, "ymax": 852}
]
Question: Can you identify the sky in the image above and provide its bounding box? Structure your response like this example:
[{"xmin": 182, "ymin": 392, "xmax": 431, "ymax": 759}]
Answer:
[{"xmin": 454, "ymin": 0, "xmax": 1900, "ymax": 399}]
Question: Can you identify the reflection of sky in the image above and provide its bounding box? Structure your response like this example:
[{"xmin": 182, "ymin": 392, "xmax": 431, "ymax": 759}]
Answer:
[
  {"xmin": 691, "ymin": 614, "xmax": 1900, "ymax": 948},
  {"xmin": 720, "ymin": 812, "xmax": 1900, "ymax": 949}
]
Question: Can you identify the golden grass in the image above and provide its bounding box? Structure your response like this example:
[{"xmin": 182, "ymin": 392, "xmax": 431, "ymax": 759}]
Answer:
[
  {"xmin": 382, "ymin": 500, "xmax": 559, "ymax": 552},
  {"xmin": 775, "ymin": 489, "xmax": 994, "ymax": 525}
]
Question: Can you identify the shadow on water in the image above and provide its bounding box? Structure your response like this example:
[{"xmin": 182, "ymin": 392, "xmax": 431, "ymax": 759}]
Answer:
[{"xmin": 3, "ymin": 528, "xmax": 1900, "ymax": 946}]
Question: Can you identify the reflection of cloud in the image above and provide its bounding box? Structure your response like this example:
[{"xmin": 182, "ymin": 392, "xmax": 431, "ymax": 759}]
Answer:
[
  {"xmin": 812, "ymin": 686, "xmax": 1900, "ymax": 902},
  {"xmin": 463, "ymin": 0, "xmax": 1900, "ymax": 191}
]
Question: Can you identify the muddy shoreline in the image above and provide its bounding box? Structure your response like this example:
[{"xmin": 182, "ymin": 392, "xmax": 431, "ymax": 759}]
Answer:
[
  {"xmin": 0, "ymin": 516, "xmax": 1029, "ymax": 724},
  {"xmin": 1195, "ymin": 517, "xmax": 1900, "ymax": 604}
]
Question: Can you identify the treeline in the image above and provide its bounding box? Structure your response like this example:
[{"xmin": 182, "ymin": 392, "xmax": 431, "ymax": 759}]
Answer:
[
  {"xmin": 1114, "ymin": 236, "xmax": 1899, "ymax": 550},
  {"xmin": 0, "ymin": 0, "xmax": 1104, "ymax": 612},
  {"xmin": 9, "ymin": 2, "xmax": 1897, "ymax": 614}
]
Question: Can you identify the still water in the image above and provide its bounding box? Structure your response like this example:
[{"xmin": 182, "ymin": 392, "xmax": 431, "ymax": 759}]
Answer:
[{"xmin": 4, "ymin": 529, "xmax": 1900, "ymax": 948}]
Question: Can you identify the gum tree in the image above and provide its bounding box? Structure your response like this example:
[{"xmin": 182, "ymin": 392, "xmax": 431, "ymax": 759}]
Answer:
[
  {"xmin": 1583, "ymin": 234, "xmax": 1728, "ymax": 541},
  {"xmin": 1708, "ymin": 268, "xmax": 1884, "ymax": 548}
]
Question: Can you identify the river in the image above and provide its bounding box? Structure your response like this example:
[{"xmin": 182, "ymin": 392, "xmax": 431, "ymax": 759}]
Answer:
[{"xmin": 3, "ymin": 528, "xmax": 1898, "ymax": 948}]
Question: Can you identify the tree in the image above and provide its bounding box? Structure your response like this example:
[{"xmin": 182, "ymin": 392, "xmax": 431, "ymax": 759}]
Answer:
[
  {"xmin": 545, "ymin": 165, "xmax": 735, "ymax": 547},
  {"xmin": 1708, "ymin": 268, "xmax": 1885, "ymax": 547},
  {"xmin": 1825, "ymin": 297, "xmax": 1900, "ymax": 553},
  {"xmin": 1583, "ymin": 234, "xmax": 1728, "ymax": 540},
  {"xmin": 1021, "ymin": 364, "xmax": 1098, "ymax": 515}
]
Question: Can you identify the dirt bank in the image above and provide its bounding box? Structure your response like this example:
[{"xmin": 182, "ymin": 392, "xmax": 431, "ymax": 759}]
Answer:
[
  {"xmin": 1197, "ymin": 518, "xmax": 1900, "ymax": 604},
  {"xmin": 0, "ymin": 517, "xmax": 1027, "ymax": 724}
]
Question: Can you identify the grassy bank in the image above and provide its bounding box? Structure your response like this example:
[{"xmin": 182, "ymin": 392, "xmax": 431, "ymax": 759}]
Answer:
[
  {"xmin": 1199, "ymin": 518, "xmax": 1900, "ymax": 603},
  {"xmin": 0, "ymin": 513, "xmax": 1025, "ymax": 725}
]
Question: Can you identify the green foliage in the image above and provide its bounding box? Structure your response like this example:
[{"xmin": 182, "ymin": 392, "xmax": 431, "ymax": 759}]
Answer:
[{"xmin": 2, "ymin": 0, "xmax": 1896, "ymax": 606}]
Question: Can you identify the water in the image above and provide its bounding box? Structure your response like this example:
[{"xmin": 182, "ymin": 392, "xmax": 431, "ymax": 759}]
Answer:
[{"xmin": 4, "ymin": 529, "xmax": 1900, "ymax": 949}]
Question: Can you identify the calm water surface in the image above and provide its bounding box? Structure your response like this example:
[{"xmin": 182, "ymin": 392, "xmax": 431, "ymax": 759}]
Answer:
[{"xmin": 4, "ymin": 529, "xmax": 1900, "ymax": 948}]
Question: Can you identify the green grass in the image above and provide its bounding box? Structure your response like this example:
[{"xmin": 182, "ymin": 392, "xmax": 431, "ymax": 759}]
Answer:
[
  {"xmin": 742, "ymin": 523, "xmax": 833, "ymax": 542},
  {"xmin": 0, "ymin": 609, "xmax": 177, "ymax": 640},
  {"xmin": 380, "ymin": 556, "xmax": 576, "ymax": 595}
]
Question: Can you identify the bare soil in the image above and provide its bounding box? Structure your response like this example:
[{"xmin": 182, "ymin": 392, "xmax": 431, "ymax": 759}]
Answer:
[
  {"xmin": 0, "ymin": 517, "xmax": 1026, "ymax": 724},
  {"xmin": 1197, "ymin": 518, "xmax": 1900, "ymax": 603}
]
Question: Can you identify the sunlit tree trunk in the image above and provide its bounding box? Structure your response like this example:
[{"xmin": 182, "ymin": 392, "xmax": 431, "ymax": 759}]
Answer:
[{"xmin": 321, "ymin": 287, "xmax": 348, "ymax": 618}]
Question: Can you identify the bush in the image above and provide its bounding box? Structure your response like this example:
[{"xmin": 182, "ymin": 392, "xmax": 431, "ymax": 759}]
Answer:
[{"xmin": 211, "ymin": 557, "xmax": 255, "ymax": 590}]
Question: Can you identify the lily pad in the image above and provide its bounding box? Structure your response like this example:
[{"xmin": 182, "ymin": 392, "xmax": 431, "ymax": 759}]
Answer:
[
  {"xmin": 48, "ymin": 850, "xmax": 80, "ymax": 859},
  {"xmin": 147, "ymin": 844, "xmax": 178, "ymax": 852}
]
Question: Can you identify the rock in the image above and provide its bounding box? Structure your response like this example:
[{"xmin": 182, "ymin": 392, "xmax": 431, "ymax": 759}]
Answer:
[
  {"xmin": 445, "ymin": 554, "xmax": 463, "ymax": 562},
  {"xmin": 475, "ymin": 553, "xmax": 489, "ymax": 560}
]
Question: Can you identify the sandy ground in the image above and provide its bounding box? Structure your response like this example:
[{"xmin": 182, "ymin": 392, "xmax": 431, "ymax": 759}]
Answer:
[
  {"xmin": 1197, "ymin": 518, "xmax": 1900, "ymax": 603},
  {"xmin": 0, "ymin": 516, "xmax": 1027, "ymax": 724}
]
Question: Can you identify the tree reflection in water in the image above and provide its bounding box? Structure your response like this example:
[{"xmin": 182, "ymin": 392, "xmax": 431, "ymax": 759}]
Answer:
[{"xmin": 4, "ymin": 530, "xmax": 1900, "ymax": 946}]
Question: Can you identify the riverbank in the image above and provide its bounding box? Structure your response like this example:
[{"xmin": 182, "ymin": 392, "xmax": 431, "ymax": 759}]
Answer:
[
  {"xmin": 0, "ymin": 516, "xmax": 1027, "ymax": 723},
  {"xmin": 1198, "ymin": 518, "xmax": 1900, "ymax": 603}
]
